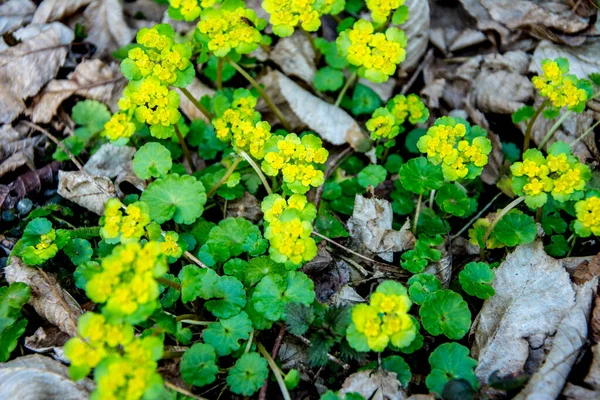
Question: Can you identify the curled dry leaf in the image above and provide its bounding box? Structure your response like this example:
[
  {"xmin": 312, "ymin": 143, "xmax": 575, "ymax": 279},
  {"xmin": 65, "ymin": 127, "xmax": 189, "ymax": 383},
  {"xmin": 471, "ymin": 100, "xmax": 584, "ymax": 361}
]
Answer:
[
  {"xmin": 429, "ymin": 2, "xmax": 488, "ymax": 55},
  {"xmin": 329, "ymin": 285, "xmax": 365, "ymax": 307},
  {"xmin": 572, "ymin": 253, "xmax": 600, "ymax": 285},
  {"xmin": 5, "ymin": 257, "xmax": 83, "ymax": 337},
  {"xmin": 0, "ymin": 148, "xmax": 35, "ymax": 178},
  {"xmin": 261, "ymin": 70, "xmax": 370, "ymax": 150},
  {"xmin": 25, "ymin": 326, "xmax": 70, "ymax": 357},
  {"xmin": 0, "ymin": 24, "xmax": 72, "ymax": 123},
  {"xmin": 115, "ymin": 161, "xmax": 145, "ymax": 198},
  {"xmin": 0, "ymin": 354, "xmax": 93, "ymax": 399},
  {"xmin": 0, "ymin": 0, "xmax": 35, "ymax": 35},
  {"xmin": 32, "ymin": 0, "xmax": 92, "ymax": 24},
  {"xmin": 398, "ymin": 0, "xmax": 430, "ymax": 73},
  {"xmin": 84, "ymin": 0, "xmax": 134, "ymax": 54},
  {"xmin": 57, "ymin": 170, "xmax": 115, "ymax": 215},
  {"xmin": 84, "ymin": 143, "xmax": 136, "ymax": 179},
  {"xmin": 472, "ymin": 241, "xmax": 576, "ymax": 384},
  {"xmin": 226, "ymin": 192, "xmax": 263, "ymax": 222},
  {"xmin": 176, "ymin": 78, "xmax": 215, "ymax": 122},
  {"xmin": 339, "ymin": 370, "xmax": 404, "ymax": 400},
  {"xmin": 270, "ymin": 31, "xmax": 316, "ymax": 84},
  {"xmin": 532, "ymin": 40, "xmax": 600, "ymax": 79},
  {"xmin": 28, "ymin": 59, "xmax": 126, "ymax": 123},
  {"xmin": 347, "ymin": 195, "xmax": 414, "ymax": 262},
  {"xmin": 1, "ymin": 161, "xmax": 60, "ymax": 210},
  {"xmin": 515, "ymin": 279, "xmax": 597, "ymax": 400}
]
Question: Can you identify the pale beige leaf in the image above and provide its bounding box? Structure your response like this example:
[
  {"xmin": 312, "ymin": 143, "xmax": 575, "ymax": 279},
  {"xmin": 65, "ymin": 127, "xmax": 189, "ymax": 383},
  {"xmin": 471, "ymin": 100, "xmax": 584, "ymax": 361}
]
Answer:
[
  {"xmin": 84, "ymin": 143, "xmax": 135, "ymax": 179},
  {"xmin": 57, "ymin": 170, "xmax": 115, "ymax": 215},
  {"xmin": 340, "ymin": 370, "xmax": 404, "ymax": 400},
  {"xmin": 472, "ymin": 241, "xmax": 576, "ymax": 383},
  {"xmin": 0, "ymin": 0, "xmax": 35, "ymax": 35},
  {"xmin": 84, "ymin": 0, "xmax": 134, "ymax": 54},
  {"xmin": 347, "ymin": 195, "xmax": 414, "ymax": 262},
  {"xmin": 176, "ymin": 78, "xmax": 214, "ymax": 122},
  {"xmin": 270, "ymin": 31, "xmax": 316, "ymax": 84},
  {"xmin": 32, "ymin": 0, "xmax": 92, "ymax": 23},
  {"xmin": 515, "ymin": 279, "xmax": 597, "ymax": 400},
  {"xmin": 0, "ymin": 354, "xmax": 93, "ymax": 399},
  {"xmin": 4, "ymin": 257, "xmax": 83, "ymax": 337},
  {"xmin": 399, "ymin": 0, "xmax": 430, "ymax": 72}
]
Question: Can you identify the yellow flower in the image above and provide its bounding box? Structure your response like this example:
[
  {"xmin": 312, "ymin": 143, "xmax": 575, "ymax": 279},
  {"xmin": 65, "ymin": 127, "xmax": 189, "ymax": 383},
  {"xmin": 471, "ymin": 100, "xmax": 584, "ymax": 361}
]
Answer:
[
  {"xmin": 103, "ymin": 113, "xmax": 136, "ymax": 142},
  {"xmin": 366, "ymin": 0, "xmax": 404, "ymax": 24},
  {"xmin": 575, "ymin": 196, "xmax": 600, "ymax": 237},
  {"xmin": 100, "ymin": 199, "xmax": 150, "ymax": 243},
  {"xmin": 263, "ymin": 0, "xmax": 322, "ymax": 37},
  {"xmin": 531, "ymin": 58, "xmax": 591, "ymax": 111}
]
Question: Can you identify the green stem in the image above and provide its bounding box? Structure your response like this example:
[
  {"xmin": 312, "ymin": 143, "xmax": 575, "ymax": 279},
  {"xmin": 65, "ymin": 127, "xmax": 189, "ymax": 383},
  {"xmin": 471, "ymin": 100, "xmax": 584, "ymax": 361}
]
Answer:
[
  {"xmin": 238, "ymin": 150, "xmax": 273, "ymax": 195},
  {"xmin": 162, "ymin": 351, "xmax": 185, "ymax": 359},
  {"xmin": 256, "ymin": 342, "xmax": 292, "ymax": 400},
  {"xmin": 245, "ymin": 330, "xmax": 254, "ymax": 353},
  {"xmin": 412, "ymin": 193, "xmax": 423, "ymax": 233},
  {"xmin": 482, "ymin": 196, "xmax": 525, "ymax": 246},
  {"xmin": 176, "ymin": 314, "xmax": 200, "ymax": 321},
  {"xmin": 156, "ymin": 276, "xmax": 181, "ymax": 291},
  {"xmin": 174, "ymin": 124, "xmax": 194, "ymax": 173},
  {"xmin": 537, "ymin": 110, "xmax": 572, "ymax": 150},
  {"xmin": 207, "ymin": 157, "xmax": 242, "ymax": 197},
  {"xmin": 179, "ymin": 319, "xmax": 212, "ymax": 326},
  {"xmin": 428, "ymin": 190, "xmax": 436, "ymax": 208},
  {"xmin": 335, "ymin": 71, "xmax": 357, "ymax": 107},
  {"xmin": 227, "ymin": 59, "xmax": 292, "ymax": 132},
  {"xmin": 567, "ymin": 234, "xmax": 577, "ymax": 257},
  {"xmin": 68, "ymin": 226, "xmax": 101, "ymax": 239},
  {"xmin": 180, "ymin": 87, "xmax": 213, "ymax": 120},
  {"xmin": 216, "ymin": 57, "xmax": 224, "ymax": 90},
  {"xmin": 452, "ymin": 192, "xmax": 502, "ymax": 239},
  {"xmin": 523, "ymin": 100, "xmax": 548, "ymax": 151},
  {"xmin": 571, "ymin": 119, "xmax": 600, "ymax": 147}
]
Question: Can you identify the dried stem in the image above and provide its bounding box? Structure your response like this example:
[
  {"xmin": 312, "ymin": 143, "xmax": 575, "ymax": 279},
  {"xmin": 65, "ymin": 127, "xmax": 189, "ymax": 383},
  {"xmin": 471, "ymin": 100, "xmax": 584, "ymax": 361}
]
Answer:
[
  {"xmin": 174, "ymin": 124, "xmax": 194, "ymax": 173},
  {"xmin": 216, "ymin": 57, "xmax": 224, "ymax": 90}
]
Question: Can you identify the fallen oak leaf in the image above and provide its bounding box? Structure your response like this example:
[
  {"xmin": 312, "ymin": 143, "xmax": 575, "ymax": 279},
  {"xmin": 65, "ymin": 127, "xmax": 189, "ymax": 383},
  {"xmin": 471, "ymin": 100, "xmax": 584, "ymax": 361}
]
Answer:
[
  {"xmin": 339, "ymin": 369, "xmax": 405, "ymax": 400},
  {"xmin": 57, "ymin": 170, "xmax": 115, "ymax": 215},
  {"xmin": 32, "ymin": 0, "xmax": 93, "ymax": 24},
  {"xmin": 84, "ymin": 0, "xmax": 134, "ymax": 54}
]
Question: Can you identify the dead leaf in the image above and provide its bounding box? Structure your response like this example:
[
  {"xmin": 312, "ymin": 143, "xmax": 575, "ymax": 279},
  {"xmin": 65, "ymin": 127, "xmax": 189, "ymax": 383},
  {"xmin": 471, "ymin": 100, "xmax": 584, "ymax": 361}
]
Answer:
[
  {"xmin": 115, "ymin": 161, "xmax": 145, "ymax": 198},
  {"xmin": 0, "ymin": 124, "xmax": 22, "ymax": 142},
  {"xmin": 303, "ymin": 247, "xmax": 334, "ymax": 273},
  {"xmin": 312, "ymin": 259, "xmax": 350, "ymax": 302},
  {"xmin": 0, "ymin": 0, "xmax": 36, "ymax": 35},
  {"xmin": 260, "ymin": 69, "xmax": 370, "ymax": 151},
  {"xmin": 28, "ymin": 59, "xmax": 126, "ymax": 122},
  {"xmin": 398, "ymin": 0, "xmax": 430, "ymax": 73},
  {"xmin": 329, "ymin": 285, "xmax": 365, "ymax": 306},
  {"xmin": 0, "ymin": 148, "xmax": 35, "ymax": 177},
  {"xmin": 533, "ymin": 40, "xmax": 600, "ymax": 79},
  {"xmin": 0, "ymin": 354, "xmax": 93, "ymax": 399},
  {"xmin": 84, "ymin": 143, "xmax": 135, "ymax": 179},
  {"xmin": 359, "ymin": 77, "xmax": 397, "ymax": 103},
  {"xmin": 57, "ymin": 170, "xmax": 115, "ymax": 215},
  {"xmin": 515, "ymin": 278, "xmax": 597, "ymax": 400},
  {"xmin": 32, "ymin": 0, "xmax": 93, "ymax": 24},
  {"xmin": 24, "ymin": 326, "xmax": 70, "ymax": 362},
  {"xmin": 472, "ymin": 241, "xmax": 576, "ymax": 384},
  {"xmin": 347, "ymin": 195, "xmax": 415, "ymax": 262},
  {"xmin": 5, "ymin": 257, "xmax": 83, "ymax": 337},
  {"xmin": 176, "ymin": 78, "xmax": 215, "ymax": 122},
  {"xmin": 270, "ymin": 31, "xmax": 316, "ymax": 84},
  {"xmin": 340, "ymin": 370, "xmax": 404, "ymax": 400},
  {"xmin": 0, "ymin": 24, "xmax": 72, "ymax": 123},
  {"xmin": 572, "ymin": 254, "xmax": 600, "ymax": 285},
  {"xmin": 591, "ymin": 296, "xmax": 600, "ymax": 343},
  {"xmin": 84, "ymin": 0, "xmax": 134, "ymax": 54},
  {"xmin": 226, "ymin": 192, "xmax": 262, "ymax": 222}
]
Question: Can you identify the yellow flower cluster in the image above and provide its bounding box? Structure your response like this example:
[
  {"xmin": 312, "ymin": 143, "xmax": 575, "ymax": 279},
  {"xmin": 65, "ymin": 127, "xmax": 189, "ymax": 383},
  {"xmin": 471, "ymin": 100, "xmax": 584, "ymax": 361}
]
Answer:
[
  {"xmin": 347, "ymin": 281, "xmax": 416, "ymax": 352},
  {"xmin": 262, "ymin": 194, "xmax": 317, "ymax": 266},
  {"xmin": 103, "ymin": 113, "xmax": 136, "ymax": 142},
  {"xmin": 366, "ymin": 94, "xmax": 429, "ymax": 141},
  {"xmin": 511, "ymin": 142, "xmax": 590, "ymax": 208},
  {"xmin": 168, "ymin": 0, "xmax": 218, "ymax": 21},
  {"xmin": 86, "ymin": 242, "xmax": 167, "ymax": 321},
  {"xmin": 417, "ymin": 117, "xmax": 492, "ymax": 181},
  {"xmin": 262, "ymin": 0, "xmax": 321, "ymax": 37},
  {"xmin": 100, "ymin": 198, "xmax": 151, "ymax": 243},
  {"xmin": 531, "ymin": 58, "xmax": 592, "ymax": 111},
  {"xmin": 64, "ymin": 313, "xmax": 163, "ymax": 400},
  {"xmin": 196, "ymin": 6, "xmax": 265, "ymax": 57},
  {"xmin": 367, "ymin": 0, "xmax": 404, "ymax": 24},
  {"xmin": 160, "ymin": 231, "xmax": 184, "ymax": 260},
  {"xmin": 337, "ymin": 20, "xmax": 407, "ymax": 83},
  {"xmin": 575, "ymin": 195, "xmax": 600, "ymax": 237},
  {"xmin": 212, "ymin": 92, "xmax": 272, "ymax": 159},
  {"xmin": 261, "ymin": 133, "xmax": 328, "ymax": 194}
]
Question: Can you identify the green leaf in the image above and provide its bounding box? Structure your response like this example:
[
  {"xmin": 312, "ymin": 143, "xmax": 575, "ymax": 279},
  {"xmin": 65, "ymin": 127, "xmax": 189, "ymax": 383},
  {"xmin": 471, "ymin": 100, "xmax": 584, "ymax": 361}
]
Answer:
[
  {"xmin": 178, "ymin": 265, "xmax": 219, "ymax": 303},
  {"xmin": 227, "ymin": 352, "xmax": 269, "ymax": 396},
  {"xmin": 202, "ymin": 217, "xmax": 263, "ymax": 263},
  {"xmin": 141, "ymin": 174, "xmax": 207, "ymax": 224},
  {"xmin": 399, "ymin": 157, "xmax": 443, "ymax": 194},
  {"xmin": 71, "ymin": 100, "xmax": 111, "ymax": 133},
  {"xmin": 382, "ymin": 355, "xmax": 411, "ymax": 387},
  {"xmin": 542, "ymin": 212, "xmax": 567, "ymax": 235},
  {"xmin": 405, "ymin": 128, "xmax": 426, "ymax": 154},
  {"xmin": 589, "ymin": 73, "xmax": 600, "ymax": 86},
  {"xmin": 323, "ymin": 181, "xmax": 342, "ymax": 200},
  {"xmin": 307, "ymin": 331, "xmax": 335, "ymax": 366},
  {"xmin": 502, "ymin": 142, "xmax": 521, "ymax": 163},
  {"xmin": 357, "ymin": 165, "xmax": 387, "ymax": 188},
  {"xmin": 494, "ymin": 213, "xmax": 537, "ymax": 247},
  {"xmin": 407, "ymin": 273, "xmax": 442, "ymax": 305},
  {"xmin": 242, "ymin": 233, "xmax": 269, "ymax": 257},
  {"xmin": 74, "ymin": 261, "xmax": 101, "ymax": 290},
  {"xmin": 341, "ymin": 156, "xmax": 365, "ymax": 175},
  {"xmin": 180, "ymin": 343, "xmax": 218, "ymax": 387},
  {"xmin": 391, "ymin": 180, "xmax": 415, "ymax": 215},
  {"xmin": 245, "ymin": 256, "xmax": 287, "ymax": 287},
  {"xmin": 315, "ymin": 209, "xmax": 349, "ymax": 239},
  {"xmin": 284, "ymin": 302, "xmax": 315, "ymax": 335},
  {"xmin": 253, "ymin": 271, "xmax": 315, "ymax": 321},
  {"xmin": 53, "ymin": 136, "xmax": 85, "ymax": 161},
  {"xmin": 187, "ymin": 120, "xmax": 227, "ymax": 160},
  {"xmin": 420, "ymin": 290, "xmax": 471, "ymax": 339},
  {"xmin": 426, "ymin": 342, "xmax": 478, "ymax": 395},
  {"xmin": 511, "ymin": 105, "xmax": 535, "ymax": 124},
  {"xmin": 458, "ymin": 262, "xmax": 495, "ymax": 299},
  {"xmin": 0, "ymin": 319, "xmax": 27, "ymax": 362},
  {"xmin": 435, "ymin": 184, "xmax": 471, "ymax": 217},
  {"xmin": 284, "ymin": 369, "xmax": 301, "ymax": 390},
  {"xmin": 204, "ymin": 311, "xmax": 253, "ymax": 356},
  {"xmin": 314, "ymin": 67, "xmax": 345, "ymax": 92},
  {"xmin": 204, "ymin": 55, "xmax": 236, "ymax": 82},
  {"xmin": 314, "ymin": 38, "xmax": 348, "ymax": 69},
  {"xmin": 391, "ymin": 5, "xmax": 409, "ymax": 24},
  {"xmin": 352, "ymin": 83, "xmax": 382, "ymax": 116},
  {"xmin": 543, "ymin": 108, "xmax": 560, "ymax": 119},
  {"xmin": 63, "ymin": 238, "xmax": 93, "ymax": 266},
  {"xmin": 0, "ymin": 282, "xmax": 31, "ymax": 318},
  {"xmin": 205, "ymin": 276, "xmax": 246, "ymax": 318},
  {"xmin": 545, "ymin": 235, "xmax": 570, "ymax": 257},
  {"xmin": 133, "ymin": 142, "xmax": 172, "ymax": 179},
  {"xmin": 443, "ymin": 379, "xmax": 476, "ymax": 400},
  {"xmin": 384, "ymin": 154, "xmax": 403, "ymax": 173}
]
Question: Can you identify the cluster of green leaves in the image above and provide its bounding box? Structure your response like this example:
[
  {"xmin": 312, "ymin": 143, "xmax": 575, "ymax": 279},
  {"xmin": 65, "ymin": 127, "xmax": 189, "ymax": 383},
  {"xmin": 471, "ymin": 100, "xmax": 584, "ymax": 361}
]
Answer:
[{"xmin": 0, "ymin": 283, "xmax": 31, "ymax": 362}]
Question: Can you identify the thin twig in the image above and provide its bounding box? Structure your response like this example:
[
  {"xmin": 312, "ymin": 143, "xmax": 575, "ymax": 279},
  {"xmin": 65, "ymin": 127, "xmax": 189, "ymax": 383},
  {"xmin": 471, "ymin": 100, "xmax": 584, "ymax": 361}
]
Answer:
[
  {"xmin": 294, "ymin": 335, "xmax": 350, "ymax": 370},
  {"xmin": 451, "ymin": 192, "xmax": 503, "ymax": 239},
  {"xmin": 312, "ymin": 231, "xmax": 391, "ymax": 267},
  {"xmin": 174, "ymin": 124, "xmax": 194, "ymax": 174},
  {"xmin": 522, "ymin": 100, "xmax": 548, "ymax": 151},
  {"xmin": 483, "ymin": 196, "xmax": 525, "ymax": 245},
  {"xmin": 164, "ymin": 381, "xmax": 209, "ymax": 400},
  {"xmin": 258, "ymin": 325, "xmax": 286, "ymax": 400},
  {"xmin": 256, "ymin": 341, "xmax": 292, "ymax": 400}
]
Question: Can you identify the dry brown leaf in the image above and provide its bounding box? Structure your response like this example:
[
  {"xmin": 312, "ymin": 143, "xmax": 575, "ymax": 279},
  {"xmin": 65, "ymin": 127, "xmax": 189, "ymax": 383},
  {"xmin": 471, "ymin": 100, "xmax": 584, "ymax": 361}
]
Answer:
[
  {"xmin": 515, "ymin": 279, "xmax": 597, "ymax": 400},
  {"xmin": 115, "ymin": 161, "xmax": 145, "ymax": 198},
  {"xmin": 572, "ymin": 253, "xmax": 600, "ymax": 285},
  {"xmin": 398, "ymin": 0, "xmax": 430, "ymax": 73},
  {"xmin": 0, "ymin": 354, "xmax": 93, "ymax": 399},
  {"xmin": 260, "ymin": 69, "xmax": 370, "ymax": 150},
  {"xmin": 340, "ymin": 370, "xmax": 404, "ymax": 400},
  {"xmin": 226, "ymin": 192, "xmax": 262, "ymax": 222},
  {"xmin": 4, "ymin": 257, "xmax": 83, "ymax": 337},
  {"xmin": 32, "ymin": 0, "xmax": 92, "ymax": 24},
  {"xmin": 472, "ymin": 241, "xmax": 576, "ymax": 384},
  {"xmin": 0, "ymin": 0, "xmax": 36, "ymax": 35},
  {"xmin": 347, "ymin": 195, "xmax": 414, "ymax": 262},
  {"xmin": 176, "ymin": 78, "xmax": 215, "ymax": 122},
  {"xmin": 57, "ymin": 170, "xmax": 115, "ymax": 215},
  {"xmin": 84, "ymin": 143, "xmax": 136, "ymax": 179},
  {"xmin": 0, "ymin": 25, "xmax": 71, "ymax": 123},
  {"xmin": 0, "ymin": 147, "xmax": 35, "ymax": 178},
  {"xmin": 591, "ymin": 297, "xmax": 600, "ymax": 343},
  {"xmin": 84, "ymin": 0, "xmax": 134, "ymax": 54},
  {"xmin": 24, "ymin": 326, "xmax": 70, "ymax": 356},
  {"xmin": 329, "ymin": 285, "xmax": 365, "ymax": 306},
  {"xmin": 270, "ymin": 31, "xmax": 316, "ymax": 84}
]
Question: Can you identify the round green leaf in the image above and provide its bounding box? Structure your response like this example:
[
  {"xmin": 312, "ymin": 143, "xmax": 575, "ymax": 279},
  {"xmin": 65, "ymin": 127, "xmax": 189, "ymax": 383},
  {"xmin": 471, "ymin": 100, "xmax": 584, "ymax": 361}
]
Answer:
[
  {"xmin": 205, "ymin": 276, "xmax": 246, "ymax": 319},
  {"xmin": 435, "ymin": 184, "xmax": 471, "ymax": 217},
  {"xmin": 227, "ymin": 352, "xmax": 269, "ymax": 396},
  {"xmin": 357, "ymin": 164, "xmax": 387, "ymax": 188},
  {"xmin": 253, "ymin": 271, "xmax": 315, "ymax": 321},
  {"xmin": 407, "ymin": 273, "xmax": 442, "ymax": 305},
  {"xmin": 63, "ymin": 238, "xmax": 93, "ymax": 266},
  {"xmin": 382, "ymin": 355, "xmax": 411, "ymax": 387},
  {"xmin": 384, "ymin": 154, "xmax": 403, "ymax": 173},
  {"xmin": 426, "ymin": 342, "xmax": 478, "ymax": 395},
  {"xmin": 180, "ymin": 343, "xmax": 218, "ymax": 387},
  {"xmin": 203, "ymin": 311, "xmax": 253, "ymax": 356},
  {"xmin": 420, "ymin": 290, "xmax": 471, "ymax": 340},
  {"xmin": 314, "ymin": 67, "xmax": 345, "ymax": 92},
  {"xmin": 399, "ymin": 157, "xmax": 443, "ymax": 194},
  {"xmin": 494, "ymin": 213, "xmax": 537, "ymax": 247},
  {"xmin": 133, "ymin": 142, "xmax": 172, "ymax": 179},
  {"xmin": 141, "ymin": 174, "xmax": 206, "ymax": 224},
  {"xmin": 352, "ymin": 83, "xmax": 382, "ymax": 116},
  {"xmin": 71, "ymin": 100, "xmax": 111, "ymax": 133},
  {"xmin": 459, "ymin": 262, "xmax": 495, "ymax": 299}
]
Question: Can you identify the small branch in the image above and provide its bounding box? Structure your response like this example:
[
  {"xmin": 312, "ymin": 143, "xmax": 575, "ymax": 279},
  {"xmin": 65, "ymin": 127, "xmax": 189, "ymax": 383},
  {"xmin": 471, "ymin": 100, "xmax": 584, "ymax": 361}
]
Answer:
[
  {"xmin": 301, "ymin": 28, "xmax": 320, "ymax": 63},
  {"xmin": 162, "ymin": 351, "xmax": 185, "ymax": 359},
  {"xmin": 412, "ymin": 193, "xmax": 423, "ymax": 233},
  {"xmin": 238, "ymin": 150, "xmax": 273, "ymax": 195},
  {"xmin": 335, "ymin": 71, "xmax": 357, "ymax": 107},
  {"xmin": 483, "ymin": 196, "xmax": 525, "ymax": 246},
  {"xmin": 164, "ymin": 381, "xmax": 209, "ymax": 400},
  {"xmin": 571, "ymin": 119, "xmax": 600, "ymax": 147},
  {"xmin": 312, "ymin": 231, "xmax": 388, "ymax": 267},
  {"xmin": 216, "ymin": 57, "xmax": 224, "ymax": 90},
  {"xmin": 256, "ymin": 341, "xmax": 292, "ymax": 400},
  {"xmin": 537, "ymin": 110, "xmax": 571, "ymax": 150},
  {"xmin": 401, "ymin": 49, "xmax": 433, "ymax": 95},
  {"xmin": 179, "ymin": 319, "xmax": 212, "ymax": 326},
  {"xmin": 174, "ymin": 124, "xmax": 194, "ymax": 174},
  {"xmin": 452, "ymin": 192, "xmax": 503, "ymax": 239},
  {"xmin": 294, "ymin": 335, "xmax": 350, "ymax": 370},
  {"xmin": 207, "ymin": 157, "xmax": 242, "ymax": 197},
  {"xmin": 156, "ymin": 276, "xmax": 181, "ymax": 291},
  {"xmin": 183, "ymin": 251, "xmax": 208, "ymax": 269},
  {"xmin": 180, "ymin": 87, "xmax": 213, "ymax": 120}
]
